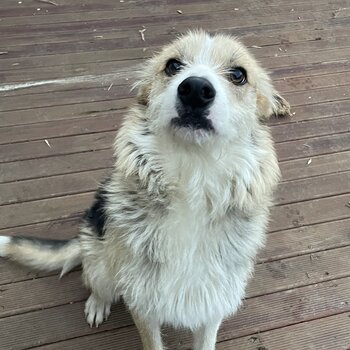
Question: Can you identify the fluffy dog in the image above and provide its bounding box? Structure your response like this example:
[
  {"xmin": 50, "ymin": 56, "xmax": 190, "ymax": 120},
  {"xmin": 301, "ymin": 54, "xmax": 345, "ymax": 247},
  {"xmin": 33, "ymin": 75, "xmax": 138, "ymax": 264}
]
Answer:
[{"xmin": 0, "ymin": 31, "xmax": 290, "ymax": 350}]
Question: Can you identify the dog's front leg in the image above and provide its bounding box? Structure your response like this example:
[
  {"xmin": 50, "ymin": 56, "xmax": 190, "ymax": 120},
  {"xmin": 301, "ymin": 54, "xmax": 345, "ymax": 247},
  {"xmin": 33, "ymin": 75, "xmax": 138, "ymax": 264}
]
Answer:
[
  {"xmin": 193, "ymin": 318, "xmax": 222, "ymax": 350},
  {"xmin": 131, "ymin": 310, "xmax": 164, "ymax": 350}
]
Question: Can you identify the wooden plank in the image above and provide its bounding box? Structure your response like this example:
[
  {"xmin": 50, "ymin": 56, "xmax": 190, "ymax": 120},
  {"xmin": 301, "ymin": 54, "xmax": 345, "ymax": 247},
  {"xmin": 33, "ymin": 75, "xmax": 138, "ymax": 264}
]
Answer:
[
  {"xmin": 0, "ymin": 131, "xmax": 115, "ymax": 163},
  {"xmin": 276, "ymin": 171, "xmax": 350, "ymax": 205},
  {"xmin": 0, "ymin": 271, "xmax": 88, "ymax": 318},
  {"xmin": 0, "ymin": 149, "xmax": 113, "ymax": 183},
  {"xmin": 0, "ymin": 101, "xmax": 129, "ymax": 128},
  {"xmin": 0, "ymin": 9, "xmax": 318, "ymax": 39},
  {"xmin": 280, "ymin": 151, "xmax": 350, "ymax": 181},
  {"xmin": 0, "ymin": 300, "xmax": 133, "ymax": 350},
  {"xmin": 0, "ymin": 113, "xmax": 123, "ymax": 145},
  {"xmin": 261, "ymin": 218, "xmax": 350, "ymax": 262},
  {"xmin": 284, "ymin": 84, "xmax": 350, "ymax": 107},
  {"xmin": 269, "ymin": 100, "xmax": 350, "ymax": 125},
  {"xmin": 271, "ymin": 114, "xmax": 350, "ymax": 142},
  {"xmin": 270, "ymin": 193, "xmax": 350, "ymax": 232},
  {"xmin": 217, "ymin": 312, "xmax": 350, "ymax": 350},
  {"xmin": 276, "ymin": 132, "xmax": 350, "ymax": 162},
  {"xmin": 1, "ymin": 19, "xmax": 348, "ymax": 54},
  {"xmin": 32, "ymin": 326, "xmax": 143, "ymax": 350},
  {"xmin": 248, "ymin": 245, "xmax": 350, "ymax": 297},
  {"xmin": 0, "ymin": 169, "xmax": 108, "ymax": 205},
  {"xmin": 274, "ymin": 70, "xmax": 350, "ymax": 94},
  {"xmin": 0, "ymin": 87, "xmax": 132, "ymax": 113},
  {"xmin": 1, "ymin": 0, "xmax": 346, "ymax": 27},
  {"xmin": 0, "ymin": 193, "xmax": 94, "ymax": 229}
]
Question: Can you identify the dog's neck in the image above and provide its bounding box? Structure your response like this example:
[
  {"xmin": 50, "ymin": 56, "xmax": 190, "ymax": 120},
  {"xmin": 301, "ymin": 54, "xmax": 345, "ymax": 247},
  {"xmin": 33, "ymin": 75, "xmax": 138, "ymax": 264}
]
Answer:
[{"xmin": 114, "ymin": 114, "xmax": 278, "ymax": 218}]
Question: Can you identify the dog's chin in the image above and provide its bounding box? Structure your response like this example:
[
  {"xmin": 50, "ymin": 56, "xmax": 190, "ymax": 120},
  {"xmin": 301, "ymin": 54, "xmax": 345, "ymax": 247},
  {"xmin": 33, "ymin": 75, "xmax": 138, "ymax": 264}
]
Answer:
[{"xmin": 170, "ymin": 114, "xmax": 215, "ymax": 144}]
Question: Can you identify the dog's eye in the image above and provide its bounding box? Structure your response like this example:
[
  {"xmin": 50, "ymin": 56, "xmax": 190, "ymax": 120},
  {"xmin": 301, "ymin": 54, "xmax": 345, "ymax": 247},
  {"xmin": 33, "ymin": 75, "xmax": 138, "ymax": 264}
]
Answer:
[
  {"xmin": 165, "ymin": 59, "xmax": 183, "ymax": 76},
  {"xmin": 228, "ymin": 67, "xmax": 247, "ymax": 86}
]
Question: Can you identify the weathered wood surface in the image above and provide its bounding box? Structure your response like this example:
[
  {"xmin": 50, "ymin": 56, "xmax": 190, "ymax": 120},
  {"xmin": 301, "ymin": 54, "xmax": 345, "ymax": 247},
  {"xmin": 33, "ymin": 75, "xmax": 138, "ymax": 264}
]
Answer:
[{"xmin": 0, "ymin": 0, "xmax": 349, "ymax": 349}]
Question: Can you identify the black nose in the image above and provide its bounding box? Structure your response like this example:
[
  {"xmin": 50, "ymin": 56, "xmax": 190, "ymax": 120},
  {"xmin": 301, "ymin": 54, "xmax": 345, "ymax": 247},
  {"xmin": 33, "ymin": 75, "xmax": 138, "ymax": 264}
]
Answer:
[{"xmin": 178, "ymin": 77, "xmax": 216, "ymax": 108}]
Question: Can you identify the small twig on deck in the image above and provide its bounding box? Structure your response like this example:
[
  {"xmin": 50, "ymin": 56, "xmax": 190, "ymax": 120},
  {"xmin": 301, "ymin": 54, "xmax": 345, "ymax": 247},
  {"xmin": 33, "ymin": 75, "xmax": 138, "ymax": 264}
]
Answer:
[
  {"xmin": 36, "ymin": 0, "xmax": 58, "ymax": 6},
  {"xmin": 44, "ymin": 139, "xmax": 52, "ymax": 148},
  {"xmin": 139, "ymin": 28, "xmax": 146, "ymax": 41}
]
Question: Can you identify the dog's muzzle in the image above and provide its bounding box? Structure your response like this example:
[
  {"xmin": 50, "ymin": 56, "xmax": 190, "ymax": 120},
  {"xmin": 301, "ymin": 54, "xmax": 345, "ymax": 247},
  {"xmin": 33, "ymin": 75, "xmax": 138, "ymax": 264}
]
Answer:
[{"xmin": 172, "ymin": 76, "xmax": 216, "ymax": 131}]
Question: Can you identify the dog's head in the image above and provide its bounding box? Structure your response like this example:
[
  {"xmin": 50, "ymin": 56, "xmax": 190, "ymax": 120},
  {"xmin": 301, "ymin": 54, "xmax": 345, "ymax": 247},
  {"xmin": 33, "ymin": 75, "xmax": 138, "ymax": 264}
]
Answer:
[{"xmin": 135, "ymin": 31, "xmax": 291, "ymax": 144}]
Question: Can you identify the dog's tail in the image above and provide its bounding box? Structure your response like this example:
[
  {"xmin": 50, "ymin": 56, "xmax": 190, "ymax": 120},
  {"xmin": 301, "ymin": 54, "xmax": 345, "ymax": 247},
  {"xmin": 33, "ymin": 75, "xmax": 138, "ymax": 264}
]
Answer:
[{"xmin": 0, "ymin": 235, "xmax": 81, "ymax": 278}]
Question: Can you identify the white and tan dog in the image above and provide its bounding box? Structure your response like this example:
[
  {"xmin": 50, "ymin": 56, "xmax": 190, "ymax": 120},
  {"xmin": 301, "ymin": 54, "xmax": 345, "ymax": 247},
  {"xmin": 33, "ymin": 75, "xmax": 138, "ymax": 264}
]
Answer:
[{"xmin": 0, "ymin": 31, "xmax": 290, "ymax": 350}]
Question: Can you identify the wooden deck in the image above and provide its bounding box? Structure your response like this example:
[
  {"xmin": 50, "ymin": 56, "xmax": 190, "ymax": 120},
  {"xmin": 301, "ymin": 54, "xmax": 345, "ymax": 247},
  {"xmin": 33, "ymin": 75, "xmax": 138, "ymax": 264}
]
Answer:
[{"xmin": 0, "ymin": 0, "xmax": 350, "ymax": 349}]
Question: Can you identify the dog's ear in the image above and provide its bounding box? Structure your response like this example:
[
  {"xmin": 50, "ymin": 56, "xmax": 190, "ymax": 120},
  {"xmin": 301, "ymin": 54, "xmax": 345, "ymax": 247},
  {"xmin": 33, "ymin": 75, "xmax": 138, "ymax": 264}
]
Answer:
[
  {"xmin": 271, "ymin": 93, "xmax": 292, "ymax": 118},
  {"xmin": 255, "ymin": 69, "xmax": 292, "ymax": 120},
  {"xmin": 133, "ymin": 80, "xmax": 151, "ymax": 106},
  {"xmin": 256, "ymin": 91, "xmax": 291, "ymax": 120}
]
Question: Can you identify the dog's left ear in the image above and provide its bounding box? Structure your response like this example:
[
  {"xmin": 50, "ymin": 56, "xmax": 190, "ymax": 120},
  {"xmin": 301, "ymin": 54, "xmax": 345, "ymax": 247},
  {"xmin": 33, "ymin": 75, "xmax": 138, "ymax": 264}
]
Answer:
[
  {"xmin": 256, "ymin": 91, "xmax": 292, "ymax": 120},
  {"xmin": 255, "ymin": 70, "xmax": 292, "ymax": 119},
  {"xmin": 133, "ymin": 79, "xmax": 151, "ymax": 106}
]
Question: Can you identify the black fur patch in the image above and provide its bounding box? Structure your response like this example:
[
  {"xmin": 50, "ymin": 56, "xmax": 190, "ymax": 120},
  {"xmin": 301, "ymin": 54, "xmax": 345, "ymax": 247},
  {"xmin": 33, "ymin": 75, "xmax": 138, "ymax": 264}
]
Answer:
[
  {"xmin": 84, "ymin": 177, "xmax": 111, "ymax": 237},
  {"xmin": 12, "ymin": 236, "xmax": 70, "ymax": 249}
]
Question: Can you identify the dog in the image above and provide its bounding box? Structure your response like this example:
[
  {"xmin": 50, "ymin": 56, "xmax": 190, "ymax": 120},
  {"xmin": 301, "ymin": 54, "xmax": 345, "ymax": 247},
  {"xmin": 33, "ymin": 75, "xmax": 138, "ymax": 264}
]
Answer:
[{"xmin": 0, "ymin": 31, "xmax": 290, "ymax": 350}]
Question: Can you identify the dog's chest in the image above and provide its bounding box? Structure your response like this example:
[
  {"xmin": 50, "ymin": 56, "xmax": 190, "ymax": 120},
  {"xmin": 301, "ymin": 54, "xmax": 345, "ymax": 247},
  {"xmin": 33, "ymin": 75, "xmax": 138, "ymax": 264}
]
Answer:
[{"xmin": 123, "ymin": 202, "xmax": 260, "ymax": 329}]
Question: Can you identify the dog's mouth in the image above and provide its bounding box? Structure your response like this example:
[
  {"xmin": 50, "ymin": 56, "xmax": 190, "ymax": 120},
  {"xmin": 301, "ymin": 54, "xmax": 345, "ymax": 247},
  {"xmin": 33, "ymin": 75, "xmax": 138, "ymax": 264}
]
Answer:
[{"xmin": 171, "ymin": 107, "xmax": 214, "ymax": 131}]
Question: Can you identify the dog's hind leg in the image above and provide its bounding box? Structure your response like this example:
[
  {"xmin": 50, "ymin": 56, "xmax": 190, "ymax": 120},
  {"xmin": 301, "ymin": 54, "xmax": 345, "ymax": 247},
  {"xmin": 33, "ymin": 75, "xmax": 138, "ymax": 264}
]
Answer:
[
  {"xmin": 131, "ymin": 310, "xmax": 164, "ymax": 350},
  {"xmin": 193, "ymin": 318, "xmax": 222, "ymax": 350}
]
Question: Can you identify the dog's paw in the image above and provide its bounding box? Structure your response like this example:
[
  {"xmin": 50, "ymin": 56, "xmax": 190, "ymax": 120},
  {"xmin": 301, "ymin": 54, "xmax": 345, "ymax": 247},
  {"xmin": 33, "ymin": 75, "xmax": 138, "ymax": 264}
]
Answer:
[{"xmin": 84, "ymin": 294, "xmax": 111, "ymax": 328}]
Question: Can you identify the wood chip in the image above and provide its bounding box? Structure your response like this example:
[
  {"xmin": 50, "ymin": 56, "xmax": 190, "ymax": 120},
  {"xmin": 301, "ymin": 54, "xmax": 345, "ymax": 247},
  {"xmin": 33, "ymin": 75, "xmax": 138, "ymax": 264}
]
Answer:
[
  {"xmin": 36, "ymin": 0, "xmax": 58, "ymax": 5},
  {"xmin": 139, "ymin": 28, "xmax": 146, "ymax": 41},
  {"xmin": 44, "ymin": 139, "xmax": 52, "ymax": 148},
  {"xmin": 306, "ymin": 158, "xmax": 312, "ymax": 166},
  {"xmin": 177, "ymin": 9, "xmax": 183, "ymax": 14},
  {"xmin": 0, "ymin": 52, "xmax": 8, "ymax": 55},
  {"xmin": 107, "ymin": 83, "xmax": 113, "ymax": 91},
  {"xmin": 234, "ymin": 8, "xmax": 239, "ymax": 10}
]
